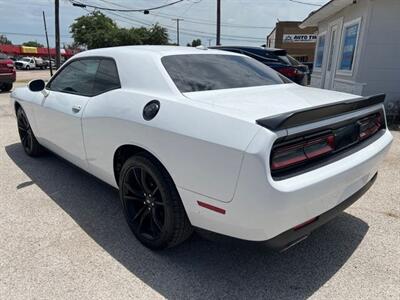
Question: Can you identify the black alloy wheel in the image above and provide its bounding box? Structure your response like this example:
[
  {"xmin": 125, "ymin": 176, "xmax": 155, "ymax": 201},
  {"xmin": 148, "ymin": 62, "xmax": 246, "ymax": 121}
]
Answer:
[
  {"xmin": 16, "ymin": 108, "xmax": 43, "ymax": 156},
  {"xmin": 119, "ymin": 155, "xmax": 192, "ymax": 249}
]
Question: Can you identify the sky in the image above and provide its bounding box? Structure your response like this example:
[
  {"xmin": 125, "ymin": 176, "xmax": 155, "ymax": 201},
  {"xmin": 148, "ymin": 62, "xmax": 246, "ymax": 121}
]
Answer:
[{"xmin": 0, "ymin": 0, "xmax": 330, "ymax": 48}]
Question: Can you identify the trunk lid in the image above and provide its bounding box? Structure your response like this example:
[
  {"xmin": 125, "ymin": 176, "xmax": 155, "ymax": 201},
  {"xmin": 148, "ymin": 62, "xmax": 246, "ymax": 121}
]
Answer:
[{"xmin": 184, "ymin": 83, "xmax": 362, "ymax": 122}]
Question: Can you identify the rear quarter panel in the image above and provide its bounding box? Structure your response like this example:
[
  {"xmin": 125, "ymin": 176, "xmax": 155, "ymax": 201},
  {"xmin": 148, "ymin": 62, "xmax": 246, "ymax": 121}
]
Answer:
[{"xmin": 82, "ymin": 89, "xmax": 260, "ymax": 202}]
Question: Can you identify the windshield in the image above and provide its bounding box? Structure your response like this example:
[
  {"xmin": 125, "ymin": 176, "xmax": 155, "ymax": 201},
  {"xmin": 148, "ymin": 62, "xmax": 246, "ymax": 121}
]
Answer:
[
  {"xmin": 162, "ymin": 54, "xmax": 285, "ymax": 93},
  {"xmin": 21, "ymin": 58, "xmax": 31, "ymax": 62}
]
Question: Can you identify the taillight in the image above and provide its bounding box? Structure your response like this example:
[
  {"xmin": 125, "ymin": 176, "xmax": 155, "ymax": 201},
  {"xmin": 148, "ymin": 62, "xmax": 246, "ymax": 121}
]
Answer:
[
  {"xmin": 6, "ymin": 63, "xmax": 14, "ymax": 68},
  {"xmin": 359, "ymin": 113, "xmax": 382, "ymax": 140},
  {"xmin": 278, "ymin": 67, "xmax": 296, "ymax": 78},
  {"xmin": 271, "ymin": 134, "xmax": 335, "ymax": 171},
  {"xmin": 278, "ymin": 67, "xmax": 303, "ymax": 79}
]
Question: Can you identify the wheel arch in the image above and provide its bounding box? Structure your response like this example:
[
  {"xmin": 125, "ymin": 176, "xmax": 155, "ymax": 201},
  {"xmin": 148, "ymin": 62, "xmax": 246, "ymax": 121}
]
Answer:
[{"xmin": 113, "ymin": 144, "xmax": 174, "ymax": 187}]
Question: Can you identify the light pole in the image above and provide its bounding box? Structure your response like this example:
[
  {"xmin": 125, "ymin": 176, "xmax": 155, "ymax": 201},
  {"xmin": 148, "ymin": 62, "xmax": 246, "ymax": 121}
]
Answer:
[
  {"xmin": 216, "ymin": 0, "xmax": 221, "ymax": 45},
  {"xmin": 171, "ymin": 18, "xmax": 183, "ymax": 45},
  {"xmin": 55, "ymin": 0, "xmax": 61, "ymax": 69}
]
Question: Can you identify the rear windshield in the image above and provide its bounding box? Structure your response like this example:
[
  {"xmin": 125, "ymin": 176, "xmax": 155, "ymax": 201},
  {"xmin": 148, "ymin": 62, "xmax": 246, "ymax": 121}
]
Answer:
[
  {"xmin": 162, "ymin": 54, "xmax": 285, "ymax": 93},
  {"xmin": 0, "ymin": 53, "xmax": 8, "ymax": 60},
  {"xmin": 278, "ymin": 55, "xmax": 301, "ymax": 66}
]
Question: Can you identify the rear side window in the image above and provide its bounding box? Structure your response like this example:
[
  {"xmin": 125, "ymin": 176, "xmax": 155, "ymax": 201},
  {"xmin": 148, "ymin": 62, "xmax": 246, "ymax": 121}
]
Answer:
[
  {"xmin": 48, "ymin": 59, "xmax": 100, "ymax": 96},
  {"xmin": 93, "ymin": 59, "xmax": 121, "ymax": 94},
  {"xmin": 162, "ymin": 54, "xmax": 285, "ymax": 93}
]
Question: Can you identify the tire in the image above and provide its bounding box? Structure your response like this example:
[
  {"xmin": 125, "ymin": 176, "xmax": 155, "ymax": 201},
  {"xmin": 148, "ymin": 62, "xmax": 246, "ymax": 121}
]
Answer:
[
  {"xmin": 26, "ymin": 65, "xmax": 30, "ymax": 70},
  {"xmin": 16, "ymin": 107, "xmax": 43, "ymax": 157},
  {"xmin": 2, "ymin": 83, "xmax": 13, "ymax": 92},
  {"xmin": 119, "ymin": 155, "xmax": 193, "ymax": 250}
]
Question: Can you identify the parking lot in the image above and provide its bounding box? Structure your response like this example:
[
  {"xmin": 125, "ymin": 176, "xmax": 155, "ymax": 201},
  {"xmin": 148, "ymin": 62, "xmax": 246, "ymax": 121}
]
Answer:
[{"xmin": 0, "ymin": 76, "xmax": 399, "ymax": 299}]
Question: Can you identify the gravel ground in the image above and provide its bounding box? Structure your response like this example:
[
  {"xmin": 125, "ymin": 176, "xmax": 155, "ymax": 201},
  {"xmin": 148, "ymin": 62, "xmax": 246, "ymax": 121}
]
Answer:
[
  {"xmin": 15, "ymin": 69, "xmax": 51, "ymax": 83},
  {"xmin": 0, "ymin": 83, "xmax": 399, "ymax": 300}
]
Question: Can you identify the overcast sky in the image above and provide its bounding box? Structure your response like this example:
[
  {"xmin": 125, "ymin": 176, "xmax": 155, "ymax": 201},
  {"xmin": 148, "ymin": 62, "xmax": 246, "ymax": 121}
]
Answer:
[{"xmin": 0, "ymin": 0, "xmax": 330, "ymax": 47}]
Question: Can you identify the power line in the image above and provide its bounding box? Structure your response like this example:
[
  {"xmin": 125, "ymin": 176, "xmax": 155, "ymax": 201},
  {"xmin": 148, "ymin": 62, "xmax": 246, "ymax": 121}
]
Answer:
[
  {"xmin": 106, "ymin": 11, "xmax": 265, "ymax": 43},
  {"xmin": 288, "ymin": 0, "xmax": 323, "ymax": 7},
  {"xmin": 69, "ymin": 0, "xmax": 185, "ymax": 12},
  {"xmin": 99, "ymin": 9, "xmax": 266, "ymax": 41},
  {"xmin": 96, "ymin": 0, "xmax": 274, "ymax": 29},
  {"xmin": 0, "ymin": 31, "xmax": 71, "ymax": 39}
]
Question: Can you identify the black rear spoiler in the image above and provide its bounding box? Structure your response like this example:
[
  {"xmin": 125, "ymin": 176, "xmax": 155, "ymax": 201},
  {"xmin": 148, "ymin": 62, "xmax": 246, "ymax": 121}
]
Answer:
[{"xmin": 256, "ymin": 94, "xmax": 385, "ymax": 131}]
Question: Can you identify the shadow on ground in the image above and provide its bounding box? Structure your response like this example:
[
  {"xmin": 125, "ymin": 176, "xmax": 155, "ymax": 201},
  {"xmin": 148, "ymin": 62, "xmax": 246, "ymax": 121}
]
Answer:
[{"xmin": 6, "ymin": 143, "xmax": 369, "ymax": 299}]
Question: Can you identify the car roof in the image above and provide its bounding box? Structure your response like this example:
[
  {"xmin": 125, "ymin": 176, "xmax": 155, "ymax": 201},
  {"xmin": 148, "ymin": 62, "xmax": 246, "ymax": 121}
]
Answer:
[
  {"xmin": 75, "ymin": 45, "xmax": 240, "ymax": 59},
  {"xmin": 210, "ymin": 45, "xmax": 286, "ymax": 52}
]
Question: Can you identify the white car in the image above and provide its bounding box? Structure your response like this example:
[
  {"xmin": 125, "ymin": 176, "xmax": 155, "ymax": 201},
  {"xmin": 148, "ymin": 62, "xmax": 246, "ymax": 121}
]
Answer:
[
  {"xmin": 15, "ymin": 57, "xmax": 36, "ymax": 70},
  {"xmin": 10, "ymin": 46, "xmax": 392, "ymax": 250}
]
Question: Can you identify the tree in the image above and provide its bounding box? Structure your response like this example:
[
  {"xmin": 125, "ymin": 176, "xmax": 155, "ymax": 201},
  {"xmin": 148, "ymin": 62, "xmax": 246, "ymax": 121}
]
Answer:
[
  {"xmin": 70, "ymin": 11, "xmax": 118, "ymax": 49},
  {"xmin": 187, "ymin": 39, "xmax": 202, "ymax": 47},
  {"xmin": 0, "ymin": 35, "xmax": 12, "ymax": 45},
  {"xmin": 22, "ymin": 41, "xmax": 44, "ymax": 47},
  {"xmin": 70, "ymin": 11, "xmax": 169, "ymax": 49}
]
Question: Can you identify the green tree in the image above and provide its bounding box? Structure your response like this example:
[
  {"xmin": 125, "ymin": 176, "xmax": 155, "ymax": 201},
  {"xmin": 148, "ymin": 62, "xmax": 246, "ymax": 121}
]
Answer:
[
  {"xmin": 22, "ymin": 41, "xmax": 44, "ymax": 47},
  {"xmin": 187, "ymin": 39, "xmax": 202, "ymax": 47},
  {"xmin": 0, "ymin": 35, "xmax": 12, "ymax": 45},
  {"xmin": 70, "ymin": 12, "xmax": 169, "ymax": 49}
]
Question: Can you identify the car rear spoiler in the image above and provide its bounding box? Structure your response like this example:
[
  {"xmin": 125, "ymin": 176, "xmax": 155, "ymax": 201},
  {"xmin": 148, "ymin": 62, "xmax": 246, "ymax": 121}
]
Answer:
[{"xmin": 256, "ymin": 94, "xmax": 385, "ymax": 131}]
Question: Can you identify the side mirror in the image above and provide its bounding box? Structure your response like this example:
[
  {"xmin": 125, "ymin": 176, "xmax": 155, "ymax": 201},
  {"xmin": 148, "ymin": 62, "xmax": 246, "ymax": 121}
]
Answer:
[{"xmin": 28, "ymin": 79, "xmax": 45, "ymax": 92}]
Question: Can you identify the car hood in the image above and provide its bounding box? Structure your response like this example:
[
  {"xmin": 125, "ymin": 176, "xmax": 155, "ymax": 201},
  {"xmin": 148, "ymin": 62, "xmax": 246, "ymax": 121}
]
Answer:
[{"xmin": 183, "ymin": 83, "xmax": 362, "ymax": 122}]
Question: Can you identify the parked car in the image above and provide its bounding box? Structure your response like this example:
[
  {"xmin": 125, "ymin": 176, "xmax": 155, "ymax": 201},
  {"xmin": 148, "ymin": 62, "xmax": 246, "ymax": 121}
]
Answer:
[
  {"xmin": 34, "ymin": 57, "xmax": 47, "ymax": 69},
  {"xmin": 15, "ymin": 57, "xmax": 36, "ymax": 70},
  {"xmin": 0, "ymin": 52, "xmax": 16, "ymax": 92},
  {"xmin": 15, "ymin": 57, "xmax": 47, "ymax": 70},
  {"xmin": 210, "ymin": 46, "xmax": 309, "ymax": 85},
  {"xmin": 10, "ymin": 46, "xmax": 392, "ymax": 251}
]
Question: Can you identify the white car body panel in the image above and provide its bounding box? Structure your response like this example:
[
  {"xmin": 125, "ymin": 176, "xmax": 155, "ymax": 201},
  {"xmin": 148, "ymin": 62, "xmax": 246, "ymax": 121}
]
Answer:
[{"xmin": 10, "ymin": 46, "xmax": 393, "ymax": 243}]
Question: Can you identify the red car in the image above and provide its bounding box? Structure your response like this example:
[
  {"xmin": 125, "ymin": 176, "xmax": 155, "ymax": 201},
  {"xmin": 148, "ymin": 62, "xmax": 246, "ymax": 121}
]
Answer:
[{"xmin": 0, "ymin": 52, "xmax": 16, "ymax": 92}]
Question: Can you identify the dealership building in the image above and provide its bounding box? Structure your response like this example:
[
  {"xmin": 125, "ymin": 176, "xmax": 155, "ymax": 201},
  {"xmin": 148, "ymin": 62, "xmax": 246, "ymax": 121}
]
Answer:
[
  {"xmin": 266, "ymin": 21, "xmax": 317, "ymax": 62},
  {"xmin": 301, "ymin": 0, "xmax": 400, "ymax": 121}
]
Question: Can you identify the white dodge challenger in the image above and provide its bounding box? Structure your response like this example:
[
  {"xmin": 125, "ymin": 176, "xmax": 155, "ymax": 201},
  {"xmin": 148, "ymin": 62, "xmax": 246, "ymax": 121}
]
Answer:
[{"xmin": 10, "ymin": 46, "xmax": 392, "ymax": 250}]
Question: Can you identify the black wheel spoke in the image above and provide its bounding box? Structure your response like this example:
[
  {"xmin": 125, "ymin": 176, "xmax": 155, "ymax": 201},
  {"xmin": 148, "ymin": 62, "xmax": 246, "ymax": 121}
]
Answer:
[
  {"xmin": 151, "ymin": 185, "xmax": 159, "ymax": 196},
  {"xmin": 140, "ymin": 169, "xmax": 151, "ymax": 193},
  {"xmin": 154, "ymin": 200, "xmax": 165, "ymax": 206},
  {"xmin": 137, "ymin": 209, "xmax": 150, "ymax": 233},
  {"xmin": 124, "ymin": 182, "xmax": 145, "ymax": 199},
  {"xmin": 152, "ymin": 209, "xmax": 162, "ymax": 231},
  {"xmin": 124, "ymin": 195, "xmax": 144, "ymax": 202},
  {"xmin": 132, "ymin": 206, "xmax": 146, "ymax": 222}
]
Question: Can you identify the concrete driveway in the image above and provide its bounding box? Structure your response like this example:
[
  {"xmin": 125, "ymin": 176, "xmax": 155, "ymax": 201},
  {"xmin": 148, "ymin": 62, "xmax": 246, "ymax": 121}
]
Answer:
[{"xmin": 0, "ymin": 83, "xmax": 399, "ymax": 299}]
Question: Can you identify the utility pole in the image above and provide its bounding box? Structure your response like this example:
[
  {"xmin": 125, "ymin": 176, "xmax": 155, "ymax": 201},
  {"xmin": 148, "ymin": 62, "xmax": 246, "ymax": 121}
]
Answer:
[
  {"xmin": 55, "ymin": 0, "xmax": 61, "ymax": 69},
  {"xmin": 216, "ymin": 0, "xmax": 221, "ymax": 45},
  {"xmin": 171, "ymin": 18, "xmax": 183, "ymax": 46},
  {"xmin": 42, "ymin": 11, "xmax": 53, "ymax": 76}
]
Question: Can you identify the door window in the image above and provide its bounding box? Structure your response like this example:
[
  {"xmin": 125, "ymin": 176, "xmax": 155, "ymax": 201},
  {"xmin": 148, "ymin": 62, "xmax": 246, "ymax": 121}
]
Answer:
[{"xmin": 48, "ymin": 59, "xmax": 100, "ymax": 96}]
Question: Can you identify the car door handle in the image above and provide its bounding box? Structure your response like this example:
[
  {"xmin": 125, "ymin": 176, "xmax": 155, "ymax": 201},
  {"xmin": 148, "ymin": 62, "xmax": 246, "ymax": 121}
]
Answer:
[{"xmin": 72, "ymin": 104, "xmax": 82, "ymax": 113}]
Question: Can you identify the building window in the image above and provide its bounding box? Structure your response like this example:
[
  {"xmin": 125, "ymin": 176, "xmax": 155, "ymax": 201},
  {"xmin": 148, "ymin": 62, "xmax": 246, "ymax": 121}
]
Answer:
[
  {"xmin": 339, "ymin": 20, "xmax": 361, "ymax": 71},
  {"xmin": 315, "ymin": 34, "xmax": 325, "ymax": 68}
]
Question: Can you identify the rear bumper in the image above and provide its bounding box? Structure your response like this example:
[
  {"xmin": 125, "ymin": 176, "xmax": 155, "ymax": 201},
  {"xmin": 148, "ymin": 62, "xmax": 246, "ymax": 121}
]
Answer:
[
  {"xmin": 0, "ymin": 72, "xmax": 16, "ymax": 83},
  {"xmin": 264, "ymin": 172, "xmax": 377, "ymax": 250},
  {"xmin": 180, "ymin": 129, "xmax": 392, "ymax": 242}
]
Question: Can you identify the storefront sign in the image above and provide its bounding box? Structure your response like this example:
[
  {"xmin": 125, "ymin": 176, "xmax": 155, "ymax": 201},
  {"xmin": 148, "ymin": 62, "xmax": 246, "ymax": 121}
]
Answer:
[{"xmin": 283, "ymin": 34, "xmax": 317, "ymax": 43}]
